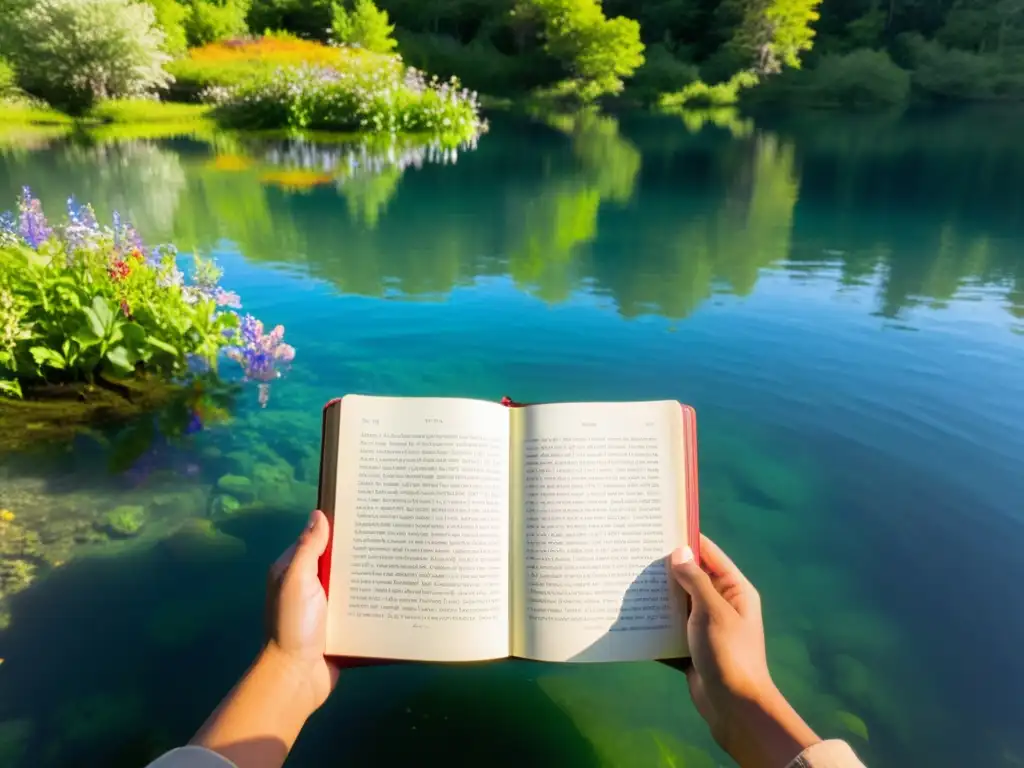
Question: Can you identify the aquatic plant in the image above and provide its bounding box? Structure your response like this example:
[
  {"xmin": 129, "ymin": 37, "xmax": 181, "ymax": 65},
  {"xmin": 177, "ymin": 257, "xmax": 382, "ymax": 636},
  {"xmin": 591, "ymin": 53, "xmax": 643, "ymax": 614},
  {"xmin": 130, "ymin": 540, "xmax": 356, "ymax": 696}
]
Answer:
[
  {"xmin": 204, "ymin": 61, "xmax": 484, "ymax": 143},
  {"xmin": 0, "ymin": 188, "xmax": 294, "ymax": 401}
]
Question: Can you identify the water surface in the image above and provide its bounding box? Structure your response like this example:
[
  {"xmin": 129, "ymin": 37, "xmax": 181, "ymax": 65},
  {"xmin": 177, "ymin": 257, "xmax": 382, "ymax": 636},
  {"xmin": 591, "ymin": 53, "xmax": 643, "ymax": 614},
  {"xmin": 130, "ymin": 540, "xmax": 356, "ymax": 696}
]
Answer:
[{"xmin": 0, "ymin": 108, "xmax": 1022, "ymax": 767}]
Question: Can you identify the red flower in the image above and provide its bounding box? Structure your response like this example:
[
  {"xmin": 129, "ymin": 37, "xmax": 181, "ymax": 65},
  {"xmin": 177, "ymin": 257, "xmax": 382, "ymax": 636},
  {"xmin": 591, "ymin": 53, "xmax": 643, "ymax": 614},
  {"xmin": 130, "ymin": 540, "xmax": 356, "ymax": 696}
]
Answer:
[{"xmin": 108, "ymin": 259, "xmax": 130, "ymax": 281}]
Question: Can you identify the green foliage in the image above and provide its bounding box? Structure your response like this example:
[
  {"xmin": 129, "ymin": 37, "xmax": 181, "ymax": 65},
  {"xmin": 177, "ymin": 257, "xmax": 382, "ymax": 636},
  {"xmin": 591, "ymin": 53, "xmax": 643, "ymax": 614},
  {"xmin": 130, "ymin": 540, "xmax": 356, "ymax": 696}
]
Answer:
[
  {"xmin": 0, "ymin": 58, "xmax": 18, "ymax": 101},
  {"xmin": 206, "ymin": 60, "xmax": 483, "ymax": 139},
  {"xmin": 810, "ymin": 49, "xmax": 910, "ymax": 107},
  {"xmin": 0, "ymin": 197, "xmax": 242, "ymax": 394},
  {"xmin": 248, "ymin": 0, "xmax": 333, "ymax": 39},
  {"xmin": 396, "ymin": 31, "xmax": 557, "ymax": 95},
  {"xmin": 143, "ymin": 0, "xmax": 190, "ymax": 55},
  {"xmin": 519, "ymin": 0, "xmax": 646, "ymax": 101},
  {"xmin": 659, "ymin": 69, "xmax": 758, "ymax": 107},
  {"xmin": 0, "ymin": 0, "xmax": 173, "ymax": 114},
  {"xmin": 899, "ymin": 31, "xmax": 1024, "ymax": 99},
  {"xmin": 186, "ymin": 0, "xmax": 252, "ymax": 46},
  {"xmin": 332, "ymin": 0, "xmax": 398, "ymax": 53},
  {"xmin": 628, "ymin": 43, "xmax": 699, "ymax": 104},
  {"xmin": 725, "ymin": 0, "xmax": 823, "ymax": 74}
]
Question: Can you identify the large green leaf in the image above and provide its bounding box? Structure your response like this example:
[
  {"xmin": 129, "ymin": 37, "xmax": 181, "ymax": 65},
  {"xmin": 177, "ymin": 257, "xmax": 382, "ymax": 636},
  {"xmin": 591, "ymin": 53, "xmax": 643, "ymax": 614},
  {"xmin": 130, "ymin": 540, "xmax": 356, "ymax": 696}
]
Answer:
[
  {"xmin": 83, "ymin": 306, "xmax": 106, "ymax": 339},
  {"xmin": 0, "ymin": 379, "xmax": 22, "ymax": 399},
  {"xmin": 105, "ymin": 346, "xmax": 134, "ymax": 373},
  {"xmin": 146, "ymin": 336, "xmax": 180, "ymax": 356},
  {"xmin": 30, "ymin": 346, "xmax": 67, "ymax": 369},
  {"xmin": 120, "ymin": 322, "xmax": 147, "ymax": 349},
  {"xmin": 91, "ymin": 296, "xmax": 114, "ymax": 333}
]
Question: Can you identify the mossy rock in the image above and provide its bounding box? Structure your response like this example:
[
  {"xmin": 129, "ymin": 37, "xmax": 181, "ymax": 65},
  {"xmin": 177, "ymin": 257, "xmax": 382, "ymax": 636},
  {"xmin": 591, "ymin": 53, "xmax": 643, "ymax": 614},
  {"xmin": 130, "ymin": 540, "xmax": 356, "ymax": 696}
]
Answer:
[
  {"xmin": 0, "ymin": 558, "xmax": 37, "ymax": 598},
  {"xmin": 149, "ymin": 489, "xmax": 207, "ymax": 518},
  {"xmin": 0, "ymin": 520, "xmax": 43, "ymax": 559},
  {"xmin": 0, "ymin": 719, "xmax": 32, "ymax": 767},
  {"xmin": 216, "ymin": 474, "xmax": 255, "ymax": 501},
  {"xmin": 223, "ymin": 450, "xmax": 255, "ymax": 477},
  {"xmin": 100, "ymin": 505, "xmax": 146, "ymax": 537},
  {"xmin": 209, "ymin": 494, "xmax": 242, "ymax": 520},
  {"xmin": 0, "ymin": 378, "xmax": 182, "ymax": 455}
]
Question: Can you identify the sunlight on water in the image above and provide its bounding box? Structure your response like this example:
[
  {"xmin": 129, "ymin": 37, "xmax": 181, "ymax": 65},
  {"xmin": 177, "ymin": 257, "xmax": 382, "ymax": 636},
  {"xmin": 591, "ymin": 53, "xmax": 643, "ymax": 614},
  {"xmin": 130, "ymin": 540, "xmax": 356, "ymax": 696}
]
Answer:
[{"xmin": 1, "ymin": 109, "xmax": 1023, "ymax": 767}]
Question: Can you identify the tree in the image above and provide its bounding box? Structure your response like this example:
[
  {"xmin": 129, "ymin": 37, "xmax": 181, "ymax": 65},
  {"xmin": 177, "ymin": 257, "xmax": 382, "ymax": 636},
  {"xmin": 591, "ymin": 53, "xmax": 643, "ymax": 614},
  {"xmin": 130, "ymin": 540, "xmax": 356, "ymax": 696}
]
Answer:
[
  {"xmin": 332, "ymin": 0, "xmax": 399, "ymax": 53},
  {"xmin": 520, "ymin": 0, "xmax": 646, "ymax": 100},
  {"xmin": 143, "ymin": 0, "xmax": 189, "ymax": 54},
  {"xmin": 186, "ymin": 0, "xmax": 252, "ymax": 45},
  {"xmin": 0, "ymin": 0, "xmax": 172, "ymax": 113},
  {"xmin": 726, "ymin": 0, "xmax": 823, "ymax": 73}
]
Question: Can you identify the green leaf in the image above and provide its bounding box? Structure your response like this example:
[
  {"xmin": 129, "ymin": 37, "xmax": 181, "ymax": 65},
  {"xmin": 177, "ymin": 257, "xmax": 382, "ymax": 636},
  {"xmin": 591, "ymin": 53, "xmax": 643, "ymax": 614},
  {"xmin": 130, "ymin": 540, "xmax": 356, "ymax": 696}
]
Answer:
[
  {"xmin": 30, "ymin": 346, "xmax": 67, "ymax": 370},
  {"xmin": 91, "ymin": 296, "xmax": 114, "ymax": 333},
  {"xmin": 121, "ymin": 322, "xmax": 147, "ymax": 350},
  {"xmin": 83, "ymin": 306, "xmax": 106, "ymax": 339},
  {"xmin": 146, "ymin": 337, "xmax": 180, "ymax": 356},
  {"xmin": 0, "ymin": 379, "xmax": 22, "ymax": 399},
  {"xmin": 105, "ymin": 346, "xmax": 134, "ymax": 373}
]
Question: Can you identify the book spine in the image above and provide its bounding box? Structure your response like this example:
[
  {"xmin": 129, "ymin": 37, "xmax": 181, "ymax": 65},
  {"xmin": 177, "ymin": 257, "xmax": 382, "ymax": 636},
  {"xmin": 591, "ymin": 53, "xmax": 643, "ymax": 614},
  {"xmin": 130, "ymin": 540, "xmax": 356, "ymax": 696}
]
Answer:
[
  {"xmin": 681, "ymin": 404, "xmax": 701, "ymax": 566},
  {"xmin": 317, "ymin": 399, "xmax": 343, "ymax": 596}
]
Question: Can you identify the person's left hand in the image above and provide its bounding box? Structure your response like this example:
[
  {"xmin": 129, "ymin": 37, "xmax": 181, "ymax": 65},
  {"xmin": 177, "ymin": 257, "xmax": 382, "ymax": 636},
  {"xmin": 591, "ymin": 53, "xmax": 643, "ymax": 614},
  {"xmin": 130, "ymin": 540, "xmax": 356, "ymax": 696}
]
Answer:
[{"xmin": 265, "ymin": 509, "xmax": 340, "ymax": 714}]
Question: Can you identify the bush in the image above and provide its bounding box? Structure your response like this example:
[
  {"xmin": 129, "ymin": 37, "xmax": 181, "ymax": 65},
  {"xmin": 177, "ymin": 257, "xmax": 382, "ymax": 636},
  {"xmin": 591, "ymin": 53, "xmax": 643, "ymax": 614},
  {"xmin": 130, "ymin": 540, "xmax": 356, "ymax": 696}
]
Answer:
[
  {"xmin": 396, "ymin": 32, "xmax": 557, "ymax": 95},
  {"xmin": 206, "ymin": 61, "xmax": 484, "ymax": 140},
  {"xmin": 0, "ymin": 189, "xmax": 294, "ymax": 399},
  {"xmin": 247, "ymin": 0, "xmax": 333, "ymax": 41},
  {"xmin": 897, "ymin": 32, "xmax": 1024, "ymax": 101},
  {"xmin": 0, "ymin": 0, "xmax": 172, "ymax": 114},
  {"xmin": 331, "ymin": 0, "xmax": 397, "ymax": 54},
  {"xmin": 627, "ymin": 43, "xmax": 699, "ymax": 105},
  {"xmin": 186, "ymin": 0, "xmax": 252, "ymax": 46},
  {"xmin": 808, "ymin": 49, "xmax": 910, "ymax": 108},
  {"xmin": 166, "ymin": 33, "xmax": 387, "ymax": 99}
]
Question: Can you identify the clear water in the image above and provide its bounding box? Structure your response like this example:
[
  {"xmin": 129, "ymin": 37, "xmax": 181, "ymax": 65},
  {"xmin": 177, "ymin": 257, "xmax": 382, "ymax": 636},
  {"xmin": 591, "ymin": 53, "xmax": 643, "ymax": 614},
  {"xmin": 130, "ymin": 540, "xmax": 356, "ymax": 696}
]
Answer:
[{"xmin": 1, "ymin": 108, "xmax": 1023, "ymax": 768}]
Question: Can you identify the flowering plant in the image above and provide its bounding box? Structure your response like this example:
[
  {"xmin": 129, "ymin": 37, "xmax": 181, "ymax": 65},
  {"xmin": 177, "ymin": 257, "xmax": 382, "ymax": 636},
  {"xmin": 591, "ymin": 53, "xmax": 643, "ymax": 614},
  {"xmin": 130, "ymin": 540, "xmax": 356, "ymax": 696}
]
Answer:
[
  {"xmin": 0, "ymin": 188, "xmax": 294, "ymax": 401},
  {"xmin": 205, "ymin": 61, "xmax": 484, "ymax": 142}
]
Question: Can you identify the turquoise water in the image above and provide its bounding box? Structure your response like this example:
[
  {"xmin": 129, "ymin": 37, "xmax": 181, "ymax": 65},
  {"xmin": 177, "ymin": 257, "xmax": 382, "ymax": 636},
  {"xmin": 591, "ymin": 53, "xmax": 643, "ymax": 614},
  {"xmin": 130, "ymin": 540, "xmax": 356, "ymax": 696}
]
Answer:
[{"xmin": 1, "ymin": 108, "xmax": 1023, "ymax": 767}]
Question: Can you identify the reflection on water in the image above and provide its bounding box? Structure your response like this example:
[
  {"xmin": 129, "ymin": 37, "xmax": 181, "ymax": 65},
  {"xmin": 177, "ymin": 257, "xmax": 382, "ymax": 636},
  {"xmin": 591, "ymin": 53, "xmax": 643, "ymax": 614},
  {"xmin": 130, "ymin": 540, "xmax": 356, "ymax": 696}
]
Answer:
[{"xmin": 1, "ymin": 110, "xmax": 1023, "ymax": 767}]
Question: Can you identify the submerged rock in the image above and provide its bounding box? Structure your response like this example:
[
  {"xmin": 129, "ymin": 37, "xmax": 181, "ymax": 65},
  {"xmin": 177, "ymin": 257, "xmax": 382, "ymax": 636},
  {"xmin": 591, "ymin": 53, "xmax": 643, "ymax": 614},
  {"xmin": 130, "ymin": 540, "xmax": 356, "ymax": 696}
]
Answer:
[
  {"xmin": 209, "ymin": 494, "xmax": 242, "ymax": 520},
  {"xmin": 100, "ymin": 505, "xmax": 146, "ymax": 538},
  {"xmin": 162, "ymin": 519, "xmax": 246, "ymax": 564},
  {"xmin": 216, "ymin": 474, "xmax": 255, "ymax": 501}
]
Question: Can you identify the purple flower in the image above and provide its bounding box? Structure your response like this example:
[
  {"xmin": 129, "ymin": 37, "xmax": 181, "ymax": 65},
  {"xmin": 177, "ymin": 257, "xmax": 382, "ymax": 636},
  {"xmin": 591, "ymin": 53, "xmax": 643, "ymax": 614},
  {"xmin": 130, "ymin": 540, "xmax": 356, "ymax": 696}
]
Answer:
[
  {"xmin": 17, "ymin": 187, "xmax": 52, "ymax": 249},
  {"xmin": 225, "ymin": 315, "xmax": 296, "ymax": 393},
  {"xmin": 64, "ymin": 196, "xmax": 101, "ymax": 252}
]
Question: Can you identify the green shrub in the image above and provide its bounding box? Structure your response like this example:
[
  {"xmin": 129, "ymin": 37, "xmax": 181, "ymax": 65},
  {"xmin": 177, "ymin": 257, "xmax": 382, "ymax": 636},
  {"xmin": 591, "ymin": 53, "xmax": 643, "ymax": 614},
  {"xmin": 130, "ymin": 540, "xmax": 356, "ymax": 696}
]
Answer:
[
  {"xmin": 659, "ymin": 70, "xmax": 758, "ymax": 108},
  {"xmin": 0, "ymin": 0, "xmax": 172, "ymax": 114},
  {"xmin": 248, "ymin": 0, "xmax": 333, "ymax": 40},
  {"xmin": 206, "ymin": 61, "xmax": 484, "ymax": 141},
  {"xmin": 627, "ymin": 43, "xmax": 699, "ymax": 105},
  {"xmin": 0, "ymin": 189, "xmax": 294, "ymax": 398},
  {"xmin": 897, "ymin": 33, "xmax": 1024, "ymax": 101},
  {"xmin": 396, "ymin": 32, "xmax": 557, "ymax": 95},
  {"xmin": 808, "ymin": 49, "xmax": 910, "ymax": 108},
  {"xmin": 331, "ymin": 0, "xmax": 397, "ymax": 54},
  {"xmin": 186, "ymin": 0, "xmax": 252, "ymax": 46}
]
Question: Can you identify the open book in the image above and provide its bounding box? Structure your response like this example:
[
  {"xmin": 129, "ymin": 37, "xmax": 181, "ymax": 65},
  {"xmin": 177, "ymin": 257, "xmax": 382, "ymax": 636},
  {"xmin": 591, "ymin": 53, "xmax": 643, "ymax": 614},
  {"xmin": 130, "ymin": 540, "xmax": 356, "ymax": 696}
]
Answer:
[{"xmin": 317, "ymin": 395, "xmax": 700, "ymax": 663}]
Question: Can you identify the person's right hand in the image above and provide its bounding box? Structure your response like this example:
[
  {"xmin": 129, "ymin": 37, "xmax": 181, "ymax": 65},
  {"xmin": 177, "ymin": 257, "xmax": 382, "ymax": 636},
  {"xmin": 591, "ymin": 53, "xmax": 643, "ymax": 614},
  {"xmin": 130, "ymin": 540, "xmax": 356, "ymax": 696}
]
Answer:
[{"xmin": 671, "ymin": 535, "xmax": 820, "ymax": 768}]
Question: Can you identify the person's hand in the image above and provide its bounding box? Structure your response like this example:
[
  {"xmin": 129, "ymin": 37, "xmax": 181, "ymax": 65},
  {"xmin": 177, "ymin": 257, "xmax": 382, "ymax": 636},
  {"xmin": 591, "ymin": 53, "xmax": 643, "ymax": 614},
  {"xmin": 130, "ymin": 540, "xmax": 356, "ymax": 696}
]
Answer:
[
  {"xmin": 670, "ymin": 535, "xmax": 820, "ymax": 768},
  {"xmin": 265, "ymin": 509, "xmax": 340, "ymax": 716}
]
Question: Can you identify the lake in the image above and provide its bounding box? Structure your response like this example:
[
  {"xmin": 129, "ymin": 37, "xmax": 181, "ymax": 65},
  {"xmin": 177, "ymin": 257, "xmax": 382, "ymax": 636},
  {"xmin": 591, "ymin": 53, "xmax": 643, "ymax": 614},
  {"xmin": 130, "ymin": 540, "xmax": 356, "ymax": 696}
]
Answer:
[{"xmin": 0, "ymin": 107, "xmax": 1022, "ymax": 768}]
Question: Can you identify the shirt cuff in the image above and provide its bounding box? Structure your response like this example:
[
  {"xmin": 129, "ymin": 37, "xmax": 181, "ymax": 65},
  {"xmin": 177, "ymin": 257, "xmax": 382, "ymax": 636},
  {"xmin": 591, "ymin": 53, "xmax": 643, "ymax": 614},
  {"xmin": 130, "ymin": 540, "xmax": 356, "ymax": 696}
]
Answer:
[
  {"xmin": 145, "ymin": 746, "xmax": 237, "ymax": 768},
  {"xmin": 786, "ymin": 739, "xmax": 865, "ymax": 768}
]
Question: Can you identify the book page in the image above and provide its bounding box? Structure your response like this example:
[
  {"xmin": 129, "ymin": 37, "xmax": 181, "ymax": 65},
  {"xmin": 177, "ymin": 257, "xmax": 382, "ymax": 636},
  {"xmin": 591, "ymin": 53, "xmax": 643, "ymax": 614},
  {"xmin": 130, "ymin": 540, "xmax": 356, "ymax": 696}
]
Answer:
[
  {"xmin": 325, "ymin": 395, "xmax": 510, "ymax": 661},
  {"xmin": 510, "ymin": 401, "xmax": 689, "ymax": 662}
]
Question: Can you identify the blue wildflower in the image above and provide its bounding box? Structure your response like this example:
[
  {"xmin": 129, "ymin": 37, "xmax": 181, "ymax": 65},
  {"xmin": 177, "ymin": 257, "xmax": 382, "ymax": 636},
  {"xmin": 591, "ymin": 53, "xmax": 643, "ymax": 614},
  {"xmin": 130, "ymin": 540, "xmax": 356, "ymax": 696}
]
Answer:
[{"xmin": 17, "ymin": 187, "xmax": 52, "ymax": 249}]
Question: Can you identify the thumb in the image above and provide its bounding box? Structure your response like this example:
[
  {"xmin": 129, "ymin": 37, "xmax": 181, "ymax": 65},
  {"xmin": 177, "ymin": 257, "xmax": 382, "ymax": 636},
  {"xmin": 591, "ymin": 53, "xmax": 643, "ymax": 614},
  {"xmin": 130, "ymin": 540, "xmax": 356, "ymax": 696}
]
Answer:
[
  {"xmin": 293, "ymin": 509, "xmax": 330, "ymax": 568},
  {"xmin": 671, "ymin": 546, "xmax": 726, "ymax": 613}
]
